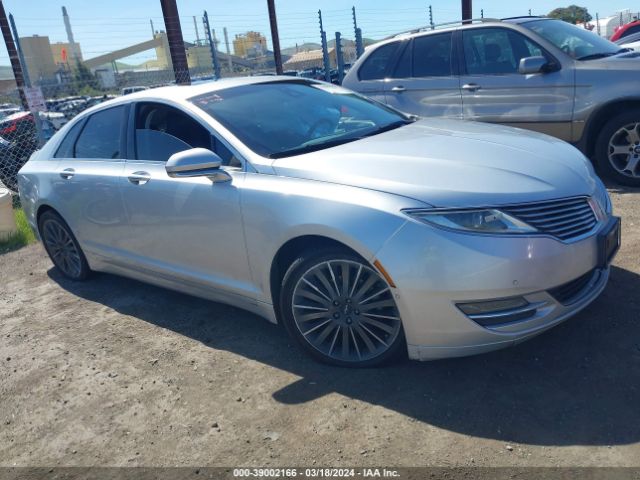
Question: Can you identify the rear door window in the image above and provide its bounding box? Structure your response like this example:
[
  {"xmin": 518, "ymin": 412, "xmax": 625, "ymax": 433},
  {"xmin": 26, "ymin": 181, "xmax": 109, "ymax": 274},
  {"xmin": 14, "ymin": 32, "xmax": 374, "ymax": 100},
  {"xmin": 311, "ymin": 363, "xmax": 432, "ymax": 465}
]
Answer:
[
  {"xmin": 54, "ymin": 119, "xmax": 85, "ymax": 158},
  {"xmin": 74, "ymin": 106, "xmax": 125, "ymax": 159},
  {"xmin": 391, "ymin": 42, "xmax": 412, "ymax": 78},
  {"xmin": 412, "ymin": 32, "xmax": 454, "ymax": 77},
  {"xmin": 358, "ymin": 42, "xmax": 400, "ymax": 80}
]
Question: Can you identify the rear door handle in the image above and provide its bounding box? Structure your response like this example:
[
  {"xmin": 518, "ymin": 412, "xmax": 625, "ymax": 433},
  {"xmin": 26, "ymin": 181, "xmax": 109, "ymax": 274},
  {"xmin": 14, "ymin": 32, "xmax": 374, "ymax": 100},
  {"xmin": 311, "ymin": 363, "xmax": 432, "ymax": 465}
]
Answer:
[
  {"xmin": 127, "ymin": 171, "xmax": 151, "ymax": 185},
  {"xmin": 391, "ymin": 86, "xmax": 406, "ymax": 93},
  {"xmin": 462, "ymin": 83, "xmax": 481, "ymax": 92},
  {"xmin": 59, "ymin": 168, "xmax": 75, "ymax": 179}
]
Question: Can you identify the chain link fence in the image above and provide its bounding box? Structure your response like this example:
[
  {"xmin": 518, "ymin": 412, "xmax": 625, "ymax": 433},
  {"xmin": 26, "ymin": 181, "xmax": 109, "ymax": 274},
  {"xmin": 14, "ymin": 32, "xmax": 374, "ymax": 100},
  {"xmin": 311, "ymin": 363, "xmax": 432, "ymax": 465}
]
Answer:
[{"xmin": 0, "ymin": 110, "xmax": 39, "ymax": 194}]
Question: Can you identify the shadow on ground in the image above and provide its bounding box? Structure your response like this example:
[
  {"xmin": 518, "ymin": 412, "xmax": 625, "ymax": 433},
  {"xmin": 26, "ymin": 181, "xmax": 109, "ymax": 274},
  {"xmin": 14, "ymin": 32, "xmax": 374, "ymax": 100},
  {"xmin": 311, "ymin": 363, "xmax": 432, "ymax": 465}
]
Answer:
[{"xmin": 48, "ymin": 265, "xmax": 640, "ymax": 447}]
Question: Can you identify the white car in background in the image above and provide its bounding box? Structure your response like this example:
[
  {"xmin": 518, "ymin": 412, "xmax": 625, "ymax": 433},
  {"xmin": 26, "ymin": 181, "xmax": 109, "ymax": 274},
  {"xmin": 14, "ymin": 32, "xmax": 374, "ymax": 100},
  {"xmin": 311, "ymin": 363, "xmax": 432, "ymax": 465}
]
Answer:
[{"xmin": 616, "ymin": 32, "xmax": 640, "ymax": 52}]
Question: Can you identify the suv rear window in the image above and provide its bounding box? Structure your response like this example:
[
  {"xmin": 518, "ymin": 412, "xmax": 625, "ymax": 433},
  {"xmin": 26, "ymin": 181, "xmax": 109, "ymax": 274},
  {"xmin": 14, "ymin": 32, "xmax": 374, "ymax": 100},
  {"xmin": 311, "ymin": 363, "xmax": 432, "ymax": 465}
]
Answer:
[{"xmin": 358, "ymin": 42, "xmax": 400, "ymax": 80}]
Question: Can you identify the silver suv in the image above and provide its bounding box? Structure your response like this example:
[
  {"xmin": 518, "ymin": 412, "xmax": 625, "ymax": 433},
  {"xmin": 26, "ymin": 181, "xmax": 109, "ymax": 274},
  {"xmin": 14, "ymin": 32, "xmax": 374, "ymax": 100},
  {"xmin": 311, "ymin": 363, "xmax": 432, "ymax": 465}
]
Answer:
[{"xmin": 343, "ymin": 17, "xmax": 640, "ymax": 186}]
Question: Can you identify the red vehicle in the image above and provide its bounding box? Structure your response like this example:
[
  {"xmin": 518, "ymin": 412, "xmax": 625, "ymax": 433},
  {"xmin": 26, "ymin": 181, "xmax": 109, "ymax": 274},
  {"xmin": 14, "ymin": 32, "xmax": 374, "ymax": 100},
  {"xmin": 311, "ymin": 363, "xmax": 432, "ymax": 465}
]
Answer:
[{"xmin": 610, "ymin": 20, "xmax": 640, "ymax": 42}]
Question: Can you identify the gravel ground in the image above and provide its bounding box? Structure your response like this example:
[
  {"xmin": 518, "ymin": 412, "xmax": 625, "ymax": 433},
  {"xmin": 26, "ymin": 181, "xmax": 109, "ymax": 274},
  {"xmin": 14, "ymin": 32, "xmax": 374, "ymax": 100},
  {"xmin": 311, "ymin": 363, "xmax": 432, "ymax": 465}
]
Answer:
[{"xmin": 1, "ymin": 186, "xmax": 639, "ymax": 468}]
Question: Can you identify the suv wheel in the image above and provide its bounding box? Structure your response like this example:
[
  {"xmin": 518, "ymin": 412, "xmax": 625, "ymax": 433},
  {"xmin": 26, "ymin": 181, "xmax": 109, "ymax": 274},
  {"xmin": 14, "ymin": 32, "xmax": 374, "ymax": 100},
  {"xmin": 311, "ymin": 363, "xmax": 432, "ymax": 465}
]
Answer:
[
  {"xmin": 280, "ymin": 249, "xmax": 405, "ymax": 367},
  {"xmin": 594, "ymin": 111, "xmax": 640, "ymax": 187}
]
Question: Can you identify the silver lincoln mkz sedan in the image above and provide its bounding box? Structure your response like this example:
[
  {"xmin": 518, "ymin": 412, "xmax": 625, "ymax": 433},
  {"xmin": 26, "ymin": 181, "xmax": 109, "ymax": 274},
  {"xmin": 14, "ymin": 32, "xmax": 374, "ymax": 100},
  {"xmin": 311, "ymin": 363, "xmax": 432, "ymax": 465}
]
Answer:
[{"xmin": 18, "ymin": 77, "xmax": 620, "ymax": 367}]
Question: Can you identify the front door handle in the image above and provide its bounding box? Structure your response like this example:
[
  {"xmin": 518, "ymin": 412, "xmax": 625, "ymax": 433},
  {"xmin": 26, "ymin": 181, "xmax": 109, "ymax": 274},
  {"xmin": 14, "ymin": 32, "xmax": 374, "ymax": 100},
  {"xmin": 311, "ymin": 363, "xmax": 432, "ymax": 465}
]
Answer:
[
  {"xmin": 391, "ymin": 86, "xmax": 406, "ymax": 93},
  {"xmin": 59, "ymin": 168, "xmax": 75, "ymax": 179},
  {"xmin": 462, "ymin": 83, "xmax": 481, "ymax": 92},
  {"xmin": 127, "ymin": 171, "xmax": 151, "ymax": 185}
]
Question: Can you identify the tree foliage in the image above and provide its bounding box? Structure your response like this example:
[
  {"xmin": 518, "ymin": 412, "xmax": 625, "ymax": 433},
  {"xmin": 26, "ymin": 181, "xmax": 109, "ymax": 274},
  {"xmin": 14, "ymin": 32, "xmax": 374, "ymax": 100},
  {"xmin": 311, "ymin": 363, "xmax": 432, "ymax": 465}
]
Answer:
[{"xmin": 548, "ymin": 5, "xmax": 593, "ymax": 24}]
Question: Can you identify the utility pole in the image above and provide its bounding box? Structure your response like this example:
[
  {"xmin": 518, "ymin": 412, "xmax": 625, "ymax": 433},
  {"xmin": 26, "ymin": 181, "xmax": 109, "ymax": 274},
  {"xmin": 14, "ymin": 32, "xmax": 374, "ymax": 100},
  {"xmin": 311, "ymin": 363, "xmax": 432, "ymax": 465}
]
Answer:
[
  {"xmin": 223, "ymin": 28, "xmax": 232, "ymax": 73},
  {"xmin": 193, "ymin": 16, "xmax": 200, "ymax": 44},
  {"xmin": 462, "ymin": 0, "xmax": 472, "ymax": 23},
  {"xmin": 429, "ymin": 5, "xmax": 434, "ymax": 29},
  {"xmin": 159, "ymin": 0, "xmax": 190, "ymax": 84},
  {"xmin": 267, "ymin": 0, "xmax": 283, "ymax": 75},
  {"xmin": 9, "ymin": 12, "xmax": 44, "ymax": 146},
  {"xmin": 596, "ymin": 13, "xmax": 601, "ymax": 36},
  {"xmin": 0, "ymin": 1, "xmax": 28, "ymax": 110},
  {"xmin": 150, "ymin": 19, "xmax": 155, "ymax": 37},
  {"xmin": 8, "ymin": 14, "xmax": 29, "ymax": 87},
  {"xmin": 203, "ymin": 11, "xmax": 220, "ymax": 78}
]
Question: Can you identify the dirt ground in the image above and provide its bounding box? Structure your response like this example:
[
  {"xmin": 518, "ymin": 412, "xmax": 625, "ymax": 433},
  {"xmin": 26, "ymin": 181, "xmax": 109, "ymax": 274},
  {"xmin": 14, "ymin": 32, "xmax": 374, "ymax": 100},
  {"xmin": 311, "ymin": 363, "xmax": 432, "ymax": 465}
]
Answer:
[{"xmin": 1, "ymin": 186, "xmax": 639, "ymax": 469}]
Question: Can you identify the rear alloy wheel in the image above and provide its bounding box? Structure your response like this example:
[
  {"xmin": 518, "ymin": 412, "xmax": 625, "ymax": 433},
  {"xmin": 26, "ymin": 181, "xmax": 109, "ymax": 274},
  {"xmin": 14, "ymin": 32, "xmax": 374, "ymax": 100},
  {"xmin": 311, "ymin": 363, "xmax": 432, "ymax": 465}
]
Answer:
[
  {"xmin": 38, "ymin": 210, "xmax": 90, "ymax": 281},
  {"xmin": 595, "ymin": 111, "xmax": 640, "ymax": 187},
  {"xmin": 281, "ymin": 251, "xmax": 405, "ymax": 367}
]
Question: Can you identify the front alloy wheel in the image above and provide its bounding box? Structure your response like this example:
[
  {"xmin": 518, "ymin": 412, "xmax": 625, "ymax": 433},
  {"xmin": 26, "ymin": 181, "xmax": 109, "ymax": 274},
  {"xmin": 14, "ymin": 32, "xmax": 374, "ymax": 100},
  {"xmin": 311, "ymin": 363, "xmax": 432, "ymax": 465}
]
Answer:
[{"xmin": 281, "ymin": 251, "xmax": 404, "ymax": 367}]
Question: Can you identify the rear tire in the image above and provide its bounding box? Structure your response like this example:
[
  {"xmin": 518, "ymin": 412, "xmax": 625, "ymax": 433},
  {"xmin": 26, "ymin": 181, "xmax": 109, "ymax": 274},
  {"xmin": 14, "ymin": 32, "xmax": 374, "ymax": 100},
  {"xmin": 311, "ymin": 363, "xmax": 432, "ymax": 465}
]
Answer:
[
  {"xmin": 280, "ymin": 249, "xmax": 405, "ymax": 367},
  {"xmin": 594, "ymin": 110, "xmax": 640, "ymax": 187},
  {"xmin": 38, "ymin": 210, "xmax": 91, "ymax": 281}
]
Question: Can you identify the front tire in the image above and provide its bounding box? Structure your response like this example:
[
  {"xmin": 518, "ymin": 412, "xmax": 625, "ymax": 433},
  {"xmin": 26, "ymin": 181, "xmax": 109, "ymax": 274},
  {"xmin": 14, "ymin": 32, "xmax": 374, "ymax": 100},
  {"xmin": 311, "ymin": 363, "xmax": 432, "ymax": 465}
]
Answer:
[
  {"xmin": 38, "ymin": 210, "xmax": 91, "ymax": 281},
  {"xmin": 594, "ymin": 110, "xmax": 640, "ymax": 187},
  {"xmin": 280, "ymin": 249, "xmax": 405, "ymax": 367}
]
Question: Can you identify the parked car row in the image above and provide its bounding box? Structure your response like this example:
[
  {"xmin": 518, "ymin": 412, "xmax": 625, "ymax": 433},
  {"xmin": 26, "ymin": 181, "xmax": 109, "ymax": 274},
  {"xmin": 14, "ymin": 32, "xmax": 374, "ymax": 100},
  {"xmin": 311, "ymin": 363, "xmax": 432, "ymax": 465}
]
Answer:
[{"xmin": 47, "ymin": 94, "xmax": 117, "ymax": 120}]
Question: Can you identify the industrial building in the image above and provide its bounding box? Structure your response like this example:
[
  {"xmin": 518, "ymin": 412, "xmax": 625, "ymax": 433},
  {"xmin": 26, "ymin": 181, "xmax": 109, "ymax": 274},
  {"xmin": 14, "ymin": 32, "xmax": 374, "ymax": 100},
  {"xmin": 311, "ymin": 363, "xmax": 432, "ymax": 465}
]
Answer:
[{"xmin": 232, "ymin": 31, "xmax": 268, "ymax": 58}]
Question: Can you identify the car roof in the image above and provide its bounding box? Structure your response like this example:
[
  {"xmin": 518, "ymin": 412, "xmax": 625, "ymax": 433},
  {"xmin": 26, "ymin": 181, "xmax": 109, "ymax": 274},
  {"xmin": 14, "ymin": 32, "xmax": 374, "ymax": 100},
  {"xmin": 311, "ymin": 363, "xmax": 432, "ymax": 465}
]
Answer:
[
  {"xmin": 383, "ymin": 16, "xmax": 547, "ymax": 41},
  {"xmin": 115, "ymin": 76, "xmax": 305, "ymax": 103},
  {"xmin": 1, "ymin": 111, "xmax": 31, "ymax": 122},
  {"xmin": 71, "ymin": 76, "xmax": 316, "ymax": 119}
]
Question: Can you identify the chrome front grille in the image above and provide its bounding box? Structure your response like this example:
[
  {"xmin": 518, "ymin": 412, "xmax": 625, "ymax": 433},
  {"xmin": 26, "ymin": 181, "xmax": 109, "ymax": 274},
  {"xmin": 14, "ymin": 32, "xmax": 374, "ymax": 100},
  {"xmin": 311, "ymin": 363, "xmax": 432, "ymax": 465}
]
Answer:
[{"xmin": 503, "ymin": 197, "xmax": 597, "ymax": 241}]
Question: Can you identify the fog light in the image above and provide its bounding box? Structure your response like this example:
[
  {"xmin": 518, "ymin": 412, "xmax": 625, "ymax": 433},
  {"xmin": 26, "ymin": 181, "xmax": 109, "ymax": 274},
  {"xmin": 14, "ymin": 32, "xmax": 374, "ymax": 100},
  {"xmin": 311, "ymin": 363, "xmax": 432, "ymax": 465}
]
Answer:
[
  {"xmin": 456, "ymin": 297, "xmax": 538, "ymax": 327},
  {"xmin": 457, "ymin": 297, "xmax": 529, "ymax": 316}
]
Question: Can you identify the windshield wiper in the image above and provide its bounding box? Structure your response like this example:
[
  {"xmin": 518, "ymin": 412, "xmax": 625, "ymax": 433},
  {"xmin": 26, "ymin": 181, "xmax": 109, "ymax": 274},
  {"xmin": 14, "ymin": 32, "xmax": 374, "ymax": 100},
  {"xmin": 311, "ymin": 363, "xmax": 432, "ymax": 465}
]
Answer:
[
  {"xmin": 269, "ymin": 119, "xmax": 413, "ymax": 159},
  {"xmin": 269, "ymin": 136, "xmax": 363, "ymax": 159},
  {"xmin": 356, "ymin": 119, "xmax": 413, "ymax": 139},
  {"xmin": 577, "ymin": 49, "xmax": 631, "ymax": 60}
]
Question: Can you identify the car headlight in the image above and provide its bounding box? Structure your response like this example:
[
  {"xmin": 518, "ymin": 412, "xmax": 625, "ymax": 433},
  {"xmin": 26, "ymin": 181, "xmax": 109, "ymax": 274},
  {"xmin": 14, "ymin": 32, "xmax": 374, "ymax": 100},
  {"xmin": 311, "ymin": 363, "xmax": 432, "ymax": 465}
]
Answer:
[{"xmin": 404, "ymin": 209, "xmax": 537, "ymax": 234}]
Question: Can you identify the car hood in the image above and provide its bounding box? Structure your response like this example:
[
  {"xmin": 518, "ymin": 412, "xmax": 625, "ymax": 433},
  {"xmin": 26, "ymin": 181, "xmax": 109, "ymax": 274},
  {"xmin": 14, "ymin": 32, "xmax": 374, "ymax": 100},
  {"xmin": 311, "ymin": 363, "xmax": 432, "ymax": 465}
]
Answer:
[
  {"xmin": 575, "ymin": 52, "xmax": 640, "ymax": 70},
  {"xmin": 272, "ymin": 119, "xmax": 598, "ymax": 208}
]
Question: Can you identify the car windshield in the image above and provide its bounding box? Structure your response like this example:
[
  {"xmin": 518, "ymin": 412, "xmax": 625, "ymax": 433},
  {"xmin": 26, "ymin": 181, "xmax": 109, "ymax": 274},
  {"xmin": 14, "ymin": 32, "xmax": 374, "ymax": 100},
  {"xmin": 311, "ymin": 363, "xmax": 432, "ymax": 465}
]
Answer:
[
  {"xmin": 189, "ymin": 80, "xmax": 412, "ymax": 158},
  {"xmin": 525, "ymin": 19, "xmax": 623, "ymax": 60}
]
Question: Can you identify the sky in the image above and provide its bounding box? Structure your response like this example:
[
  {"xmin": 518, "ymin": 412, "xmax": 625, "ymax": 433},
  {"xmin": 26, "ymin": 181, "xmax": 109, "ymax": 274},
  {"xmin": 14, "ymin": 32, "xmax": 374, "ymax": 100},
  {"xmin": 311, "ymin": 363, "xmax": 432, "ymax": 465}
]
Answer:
[{"xmin": 0, "ymin": 0, "xmax": 637, "ymax": 67}]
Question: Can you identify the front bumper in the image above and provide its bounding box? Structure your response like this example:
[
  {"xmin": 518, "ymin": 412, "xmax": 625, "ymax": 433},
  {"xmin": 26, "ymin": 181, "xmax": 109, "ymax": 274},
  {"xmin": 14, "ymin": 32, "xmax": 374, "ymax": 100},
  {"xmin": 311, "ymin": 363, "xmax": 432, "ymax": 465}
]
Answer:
[{"xmin": 374, "ymin": 217, "xmax": 615, "ymax": 361}]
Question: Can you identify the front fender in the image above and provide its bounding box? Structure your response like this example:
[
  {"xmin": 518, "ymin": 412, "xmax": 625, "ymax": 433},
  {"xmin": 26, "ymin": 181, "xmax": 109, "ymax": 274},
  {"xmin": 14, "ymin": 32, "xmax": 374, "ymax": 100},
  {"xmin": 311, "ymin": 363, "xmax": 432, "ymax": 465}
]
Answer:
[{"xmin": 240, "ymin": 173, "xmax": 423, "ymax": 304}]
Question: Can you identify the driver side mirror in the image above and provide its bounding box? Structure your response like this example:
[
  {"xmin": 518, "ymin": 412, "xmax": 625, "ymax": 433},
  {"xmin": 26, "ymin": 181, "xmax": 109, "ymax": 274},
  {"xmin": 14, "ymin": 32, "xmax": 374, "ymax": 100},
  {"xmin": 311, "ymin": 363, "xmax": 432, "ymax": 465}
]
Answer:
[
  {"xmin": 518, "ymin": 56, "xmax": 552, "ymax": 74},
  {"xmin": 166, "ymin": 148, "xmax": 231, "ymax": 183}
]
